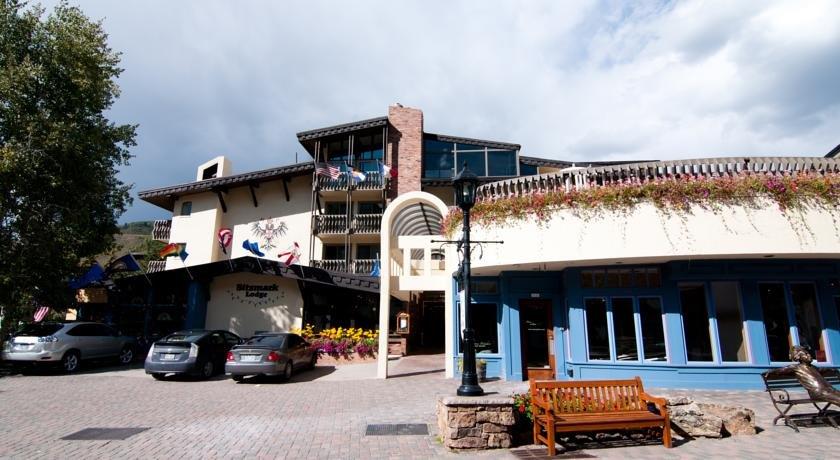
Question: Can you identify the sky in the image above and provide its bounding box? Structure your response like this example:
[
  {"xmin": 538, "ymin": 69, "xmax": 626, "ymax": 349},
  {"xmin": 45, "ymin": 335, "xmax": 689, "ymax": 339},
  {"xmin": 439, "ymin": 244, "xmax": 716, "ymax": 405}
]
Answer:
[{"xmin": 36, "ymin": 0, "xmax": 840, "ymax": 222}]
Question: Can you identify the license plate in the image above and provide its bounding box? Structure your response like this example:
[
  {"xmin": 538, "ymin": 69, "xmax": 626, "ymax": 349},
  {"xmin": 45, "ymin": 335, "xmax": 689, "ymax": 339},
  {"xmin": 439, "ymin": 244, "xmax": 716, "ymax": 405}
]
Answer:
[
  {"xmin": 161, "ymin": 353, "xmax": 178, "ymax": 361},
  {"xmin": 241, "ymin": 354, "xmax": 261, "ymax": 362}
]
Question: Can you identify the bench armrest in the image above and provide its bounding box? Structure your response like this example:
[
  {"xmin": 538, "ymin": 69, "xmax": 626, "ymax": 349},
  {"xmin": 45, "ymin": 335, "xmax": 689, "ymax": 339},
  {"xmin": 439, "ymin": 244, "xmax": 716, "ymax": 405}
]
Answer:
[
  {"xmin": 640, "ymin": 391, "xmax": 669, "ymax": 417},
  {"xmin": 766, "ymin": 387, "xmax": 792, "ymax": 403}
]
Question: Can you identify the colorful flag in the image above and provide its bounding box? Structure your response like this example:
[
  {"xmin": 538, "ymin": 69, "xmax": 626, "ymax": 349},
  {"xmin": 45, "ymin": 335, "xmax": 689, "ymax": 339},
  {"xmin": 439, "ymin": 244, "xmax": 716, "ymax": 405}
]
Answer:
[
  {"xmin": 159, "ymin": 243, "xmax": 181, "ymax": 258},
  {"xmin": 218, "ymin": 228, "xmax": 233, "ymax": 254},
  {"xmin": 349, "ymin": 167, "xmax": 366, "ymax": 184},
  {"xmin": 33, "ymin": 306, "xmax": 50, "ymax": 322},
  {"xmin": 315, "ymin": 162, "xmax": 341, "ymax": 179},
  {"xmin": 242, "ymin": 239, "xmax": 266, "ymax": 257},
  {"xmin": 178, "ymin": 246, "xmax": 189, "ymax": 262},
  {"xmin": 378, "ymin": 160, "xmax": 395, "ymax": 179},
  {"xmin": 106, "ymin": 254, "xmax": 142, "ymax": 273},
  {"xmin": 68, "ymin": 263, "xmax": 105, "ymax": 289},
  {"xmin": 278, "ymin": 242, "xmax": 301, "ymax": 265},
  {"xmin": 370, "ymin": 260, "xmax": 381, "ymax": 277}
]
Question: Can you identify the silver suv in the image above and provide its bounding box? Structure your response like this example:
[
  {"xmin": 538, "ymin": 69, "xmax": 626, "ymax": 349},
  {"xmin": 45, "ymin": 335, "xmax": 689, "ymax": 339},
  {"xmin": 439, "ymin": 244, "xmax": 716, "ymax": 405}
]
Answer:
[{"xmin": 1, "ymin": 322, "xmax": 136, "ymax": 373}]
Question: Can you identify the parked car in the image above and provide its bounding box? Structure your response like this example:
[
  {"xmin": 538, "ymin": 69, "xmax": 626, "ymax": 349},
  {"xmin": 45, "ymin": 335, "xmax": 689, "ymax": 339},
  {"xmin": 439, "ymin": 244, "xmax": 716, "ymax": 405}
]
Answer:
[
  {"xmin": 225, "ymin": 332, "xmax": 316, "ymax": 382},
  {"xmin": 145, "ymin": 329, "xmax": 241, "ymax": 380},
  {"xmin": 1, "ymin": 322, "xmax": 136, "ymax": 373}
]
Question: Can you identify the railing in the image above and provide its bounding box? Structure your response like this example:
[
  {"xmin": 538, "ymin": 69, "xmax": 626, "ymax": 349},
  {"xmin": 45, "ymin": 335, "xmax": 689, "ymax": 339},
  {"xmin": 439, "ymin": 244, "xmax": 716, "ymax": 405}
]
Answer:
[
  {"xmin": 316, "ymin": 173, "xmax": 350, "ymax": 191},
  {"xmin": 352, "ymin": 213, "xmax": 382, "ymax": 233},
  {"xmin": 314, "ymin": 170, "xmax": 385, "ymax": 191},
  {"xmin": 312, "ymin": 259, "xmax": 348, "ymax": 272},
  {"xmin": 146, "ymin": 260, "xmax": 166, "ymax": 273},
  {"xmin": 355, "ymin": 171, "xmax": 384, "ymax": 190},
  {"xmin": 477, "ymin": 157, "xmax": 840, "ymax": 201},
  {"xmin": 352, "ymin": 259, "xmax": 379, "ymax": 275},
  {"xmin": 152, "ymin": 219, "xmax": 171, "ymax": 242},
  {"xmin": 314, "ymin": 214, "xmax": 348, "ymax": 234}
]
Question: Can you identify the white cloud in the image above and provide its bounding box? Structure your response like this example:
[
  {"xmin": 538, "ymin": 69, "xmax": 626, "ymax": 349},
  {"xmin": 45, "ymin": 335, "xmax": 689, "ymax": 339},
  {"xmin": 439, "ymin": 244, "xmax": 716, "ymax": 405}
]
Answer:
[{"xmin": 37, "ymin": 0, "xmax": 840, "ymax": 220}]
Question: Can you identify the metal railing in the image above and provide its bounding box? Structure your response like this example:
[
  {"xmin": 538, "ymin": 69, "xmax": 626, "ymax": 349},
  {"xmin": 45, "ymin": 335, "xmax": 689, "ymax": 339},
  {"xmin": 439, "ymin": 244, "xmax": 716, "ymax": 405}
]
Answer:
[
  {"xmin": 314, "ymin": 214, "xmax": 348, "ymax": 234},
  {"xmin": 312, "ymin": 259, "xmax": 348, "ymax": 272},
  {"xmin": 152, "ymin": 219, "xmax": 171, "ymax": 242},
  {"xmin": 477, "ymin": 157, "xmax": 840, "ymax": 201},
  {"xmin": 314, "ymin": 170, "xmax": 385, "ymax": 191},
  {"xmin": 352, "ymin": 259, "xmax": 379, "ymax": 275},
  {"xmin": 146, "ymin": 260, "xmax": 167, "ymax": 273},
  {"xmin": 352, "ymin": 213, "xmax": 382, "ymax": 233}
]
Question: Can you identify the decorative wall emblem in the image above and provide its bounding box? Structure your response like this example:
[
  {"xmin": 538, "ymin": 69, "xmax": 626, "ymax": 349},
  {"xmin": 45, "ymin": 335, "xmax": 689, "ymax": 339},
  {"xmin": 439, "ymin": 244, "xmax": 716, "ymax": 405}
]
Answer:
[{"xmin": 250, "ymin": 218, "xmax": 288, "ymax": 250}]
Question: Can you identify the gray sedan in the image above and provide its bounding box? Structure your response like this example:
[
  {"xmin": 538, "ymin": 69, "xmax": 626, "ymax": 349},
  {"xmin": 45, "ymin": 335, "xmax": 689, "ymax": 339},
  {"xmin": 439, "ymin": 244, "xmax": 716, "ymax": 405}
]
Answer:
[{"xmin": 225, "ymin": 332, "xmax": 316, "ymax": 382}]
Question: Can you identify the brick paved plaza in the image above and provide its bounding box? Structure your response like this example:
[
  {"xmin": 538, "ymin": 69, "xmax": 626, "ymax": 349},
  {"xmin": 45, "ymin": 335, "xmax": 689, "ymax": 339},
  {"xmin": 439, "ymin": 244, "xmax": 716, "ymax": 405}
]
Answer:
[{"xmin": 0, "ymin": 355, "xmax": 837, "ymax": 459}]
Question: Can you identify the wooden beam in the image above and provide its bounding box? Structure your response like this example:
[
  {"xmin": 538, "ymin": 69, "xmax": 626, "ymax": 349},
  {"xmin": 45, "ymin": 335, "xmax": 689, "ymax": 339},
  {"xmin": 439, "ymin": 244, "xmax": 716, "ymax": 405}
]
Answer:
[
  {"xmin": 282, "ymin": 177, "xmax": 290, "ymax": 202},
  {"xmin": 248, "ymin": 182, "xmax": 259, "ymax": 207},
  {"xmin": 215, "ymin": 190, "xmax": 227, "ymax": 213}
]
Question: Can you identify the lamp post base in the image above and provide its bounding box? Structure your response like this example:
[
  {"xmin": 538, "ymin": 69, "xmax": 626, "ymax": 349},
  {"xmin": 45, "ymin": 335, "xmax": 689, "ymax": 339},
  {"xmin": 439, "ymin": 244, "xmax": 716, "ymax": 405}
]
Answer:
[{"xmin": 456, "ymin": 383, "xmax": 484, "ymax": 397}]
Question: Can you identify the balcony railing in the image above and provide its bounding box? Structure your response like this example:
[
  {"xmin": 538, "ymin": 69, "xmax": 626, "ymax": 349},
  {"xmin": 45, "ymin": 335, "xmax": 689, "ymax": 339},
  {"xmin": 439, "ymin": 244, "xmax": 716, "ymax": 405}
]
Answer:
[
  {"xmin": 352, "ymin": 259, "xmax": 379, "ymax": 275},
  {"xmin": 477, "ymin": 156, "xmax": 840, "ymax": 201},
  {"xmin": 352, "ymin": 213, "xmax": 382, "ymax": 233},
  {"xmin": 314, "ymin": 214, "xmax": 348, "ymax": 234},
  {"xmin": 152, "ymin": 219, "xmax": 171, "ymax": 242},
  {"xmin": 315, "ymin": 170, "xmax": 385, "ymax": 191},
  {"xmin": 312, "ymin": 259, "xmax": 348, "ymax": 272},
  {"xmin": 147, "ymin": 260, "xmax": 167, "ymax": 273}
]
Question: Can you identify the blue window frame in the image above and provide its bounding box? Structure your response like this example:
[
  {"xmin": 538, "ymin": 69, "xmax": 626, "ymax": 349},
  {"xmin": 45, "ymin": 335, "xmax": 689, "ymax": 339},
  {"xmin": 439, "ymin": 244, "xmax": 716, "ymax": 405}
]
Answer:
[{"xmin": 584, "ymin": 295, "xmax": 668, "ymax": 363}]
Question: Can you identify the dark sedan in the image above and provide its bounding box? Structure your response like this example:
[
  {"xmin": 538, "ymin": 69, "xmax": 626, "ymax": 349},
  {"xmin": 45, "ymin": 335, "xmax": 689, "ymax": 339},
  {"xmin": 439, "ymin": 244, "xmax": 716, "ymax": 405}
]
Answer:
[
  {"xmin": 225, "ymin": 332, "xmax": 316, "ymax": 382},
  {"xmin": 145, "ymin": 329, "xmax": 241, "ymax": 380}
]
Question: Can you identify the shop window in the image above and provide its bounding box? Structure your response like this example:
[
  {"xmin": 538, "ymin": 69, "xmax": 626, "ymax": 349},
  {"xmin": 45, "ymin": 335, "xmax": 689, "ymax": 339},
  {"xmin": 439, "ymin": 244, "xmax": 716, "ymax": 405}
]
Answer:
[
  {"xmin": 471, "ymin": 280, "xmax": 498, "ymax": 295},
  {"xmin": 580, "ymin": 267, "xmax": 661, "ymax": 289},
  {"xmin": 179, "ymin": 201, "xmax": 192, "ymax": 216},
  {"xmin": 680, "ymin": 284, "xmax": 714, "ymax": 361},
  {"xmin": 612, "ymin": 298, "xmax": 638, "ymax": 361},
  {"xmin": 585, "ymin": 298, "xmax": 610, "ymax": 360},
  {"xmin": 712, "ymin": 282, "xmax": 748, "ymax": 362},
  {"xmin": 790, "ymin": 284, "xmax": 826, "ymax": 362},
  {"xmin": 469, "ymin": 303, "xmax": 499, "ymax": 354},
  {"xmin": 639, "ymin": 297, "xmax": 667, "ymax": 361},
  {"xmin": 759, "ymin": 283, "xmax": 792, "ymax": 362}
]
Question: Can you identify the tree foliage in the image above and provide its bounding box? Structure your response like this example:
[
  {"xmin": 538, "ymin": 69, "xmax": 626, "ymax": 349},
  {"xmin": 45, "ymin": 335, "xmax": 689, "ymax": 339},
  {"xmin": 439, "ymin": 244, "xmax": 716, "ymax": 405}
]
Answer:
[{"xmin": 0, "ymin": 1, "xmax": 136, "ymax": 320}]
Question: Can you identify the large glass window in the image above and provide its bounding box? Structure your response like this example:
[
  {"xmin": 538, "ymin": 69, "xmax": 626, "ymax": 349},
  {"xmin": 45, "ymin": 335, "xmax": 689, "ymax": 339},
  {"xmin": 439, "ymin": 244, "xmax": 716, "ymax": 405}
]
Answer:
[
  {"xmin": 487, "ymin": 150, "xmax": 517, "ymax": 176},
  {"xmin": 759, "ymin": 283, "xmax": 792, "ymax": 362},
  {"xmin": 353, "ymin": 133, "xmax": 384, "ymax": 172},
  {"xmin": 639, "ymin": 297, "xmax": 667, "ymax": 361},
  {"xmin": 323, "ymin": 138, "xmax": 350, "ymax": 165},
  {"xmin": 519, "ymin": 162, "xmax": 538, "ymax": 176},
  {"xmin": 457, "ymin": 149, "xmax": 486, "ymax": 176},
  {"xmin": 612, "ymin": 298, "xmax": 638, "ymax": 361},
  {"xmin": 680, "ymin": 284, "xmax": 714, "ymax": 361},
  {"xmin": 585, "ymin": 298, "xmax": 610, "ymax": 360},
  {"xmin": 423, "ymin": 139, "xmax": 454, "ymax": 178},
  {"xmin": 712, "ymin": 282, "xmax": 748, "ymax": 362},
  {"xmin": 790, "ymin": 284, "xmax": 826, "ymax": 362},
  {"xmin": 470, "ymin": 303, "xmax": 499, "ymax": 354}
]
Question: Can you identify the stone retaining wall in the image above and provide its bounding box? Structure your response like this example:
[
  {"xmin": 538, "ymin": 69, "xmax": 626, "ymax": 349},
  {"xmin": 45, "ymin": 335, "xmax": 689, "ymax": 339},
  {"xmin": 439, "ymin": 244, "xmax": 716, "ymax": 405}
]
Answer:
[{"xmin": 436, "ymin": 396, "xmax": 516, "ymax": 450}]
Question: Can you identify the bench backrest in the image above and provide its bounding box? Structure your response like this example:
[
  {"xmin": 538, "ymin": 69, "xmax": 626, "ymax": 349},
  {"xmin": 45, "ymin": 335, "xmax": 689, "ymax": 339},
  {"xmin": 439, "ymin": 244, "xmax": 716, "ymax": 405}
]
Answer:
[
  {"xmin": 531, "ymin": 377, "xmax": 646, "ymax": 414},
  {"xmin": 763, "ymin": 368, "xmax": 840, "ymax": 391}
]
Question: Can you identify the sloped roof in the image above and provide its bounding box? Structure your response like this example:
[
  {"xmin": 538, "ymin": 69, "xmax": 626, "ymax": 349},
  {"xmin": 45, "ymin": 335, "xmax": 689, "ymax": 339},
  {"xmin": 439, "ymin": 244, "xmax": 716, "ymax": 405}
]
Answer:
[
  {"xmin": 424, "ymin": 132, "xmax": 520, "ymax": 150},
  {"xmin": 296, "ymin": 116, "xmax": 388, "ymax": 142}
]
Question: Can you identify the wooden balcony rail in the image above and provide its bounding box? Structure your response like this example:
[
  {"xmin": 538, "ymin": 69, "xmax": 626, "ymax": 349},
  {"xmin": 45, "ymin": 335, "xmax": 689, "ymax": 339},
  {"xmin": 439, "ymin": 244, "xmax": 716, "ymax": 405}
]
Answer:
[
  {"xmin": 152, "ymin": 219, "xmax": 171, "ymax": 242},
  {"xmin": 477, "ymin": 156, "xmax": 840, "ymax": 201},
  {"xmin": 352, "ymin": 258, "xmax": 379, "ymax": 275},
  {"xmin": 312, "ymin": 259, "xmax": 348, "ymax": 272},
  {"xmin": 315, "ymin": 170, "xmax": 385, "ymax": 191},
  {"xmin": 352, "ymin": 213, "xmax": 382, "ymax": 233},
  {"xmin": 314, "ymin": 214, "xmax": 348, "ymax": 234},
  {"xmin": 146, "ymin": 260, "xmax": 167, "ymax": 273}
]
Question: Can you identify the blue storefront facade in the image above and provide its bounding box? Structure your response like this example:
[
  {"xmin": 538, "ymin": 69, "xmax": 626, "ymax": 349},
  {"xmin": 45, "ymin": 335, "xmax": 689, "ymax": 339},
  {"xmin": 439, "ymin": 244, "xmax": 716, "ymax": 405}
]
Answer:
[{"xmin": 453, "ymin": 259, "xmax": 840, "ymax": 389}]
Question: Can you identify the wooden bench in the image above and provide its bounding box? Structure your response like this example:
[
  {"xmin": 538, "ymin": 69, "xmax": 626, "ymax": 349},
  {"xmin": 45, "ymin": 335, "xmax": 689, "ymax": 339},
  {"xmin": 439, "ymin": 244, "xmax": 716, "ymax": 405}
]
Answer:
[
  {"xmin": 761, "ymin": 368, "xmax": 840, "ymax": 432},
  {"xmin": 530, "ymin": 377, "xmax": 671, "ymax": 455}
]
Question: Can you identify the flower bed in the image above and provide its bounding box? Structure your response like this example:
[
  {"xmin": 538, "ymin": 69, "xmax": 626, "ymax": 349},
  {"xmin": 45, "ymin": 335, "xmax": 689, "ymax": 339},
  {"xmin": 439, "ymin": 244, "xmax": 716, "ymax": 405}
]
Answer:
[{"xmin": 291, "ymin": 324, "xmax": 378, "ymax": 363}]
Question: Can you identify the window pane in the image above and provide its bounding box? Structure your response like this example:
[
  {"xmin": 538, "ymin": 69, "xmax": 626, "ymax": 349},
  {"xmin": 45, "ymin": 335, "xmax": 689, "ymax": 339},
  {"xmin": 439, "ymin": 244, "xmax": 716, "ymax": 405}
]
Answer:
[
  {"xmin": 585, "ymin": 298, "xmax": 610, "ymax": 360},
  {"xmin": 423, "ymin": 140, "xmax": 454, "ymax": 178},
  {"xmin": 519, "ymin": 162, "xmax": 537, "ymax": 176},
  {"xmin": 357, "ymin": 202, "xmax": 382, "ymax": 214},
  {"xmin": 323, "ymin": 245, "xmax": 345, "ymax": 260},
  {"xmin": 180, "ymin": 201, "xmax": 192, "ymax": 216},
  {"xmin": 468, "ymin": 303, "xmax": 498, "ymax": 353},
  {"xmin": 759, "ymin": 283, "xmax": 792, "ymax": 362},
  {"xmin": 639, "ymin": 298, "xmax": 667, "ymax": 361},
  {"xmin": 325, "ymin": 202, "xmax": 346, "ymax": 214},
  {"xmin": 680, "ymin": 284, "xmax": 713, "ymax": 361},
  {"xmin": 612, "ymin": 298, "xmax": 638, "ymax": 361},
  {"xmin": 712, "ymin": 282, "xmax": 748, "ymax": 362},
  {"xmin": 790, "ymin": 284, "xmax": 826, "ymax": 362},
  {"xmin": 487, "ymin": 150, "xmax": 517, "ymax": 176},
  {"xmin": 457, "ymin": 150, "xmax": 486, "ymax": 176}
]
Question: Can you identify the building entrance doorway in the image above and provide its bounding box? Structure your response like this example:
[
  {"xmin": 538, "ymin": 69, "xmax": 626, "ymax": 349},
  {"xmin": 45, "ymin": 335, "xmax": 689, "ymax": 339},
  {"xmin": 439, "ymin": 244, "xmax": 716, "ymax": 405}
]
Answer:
[
  {"xmin": 420, "ymin": 294, "xmax": 445, "ymax": 352},
  {"xmin": 520, "ymin": 299, "xmax": 556, "ymax": 380}
]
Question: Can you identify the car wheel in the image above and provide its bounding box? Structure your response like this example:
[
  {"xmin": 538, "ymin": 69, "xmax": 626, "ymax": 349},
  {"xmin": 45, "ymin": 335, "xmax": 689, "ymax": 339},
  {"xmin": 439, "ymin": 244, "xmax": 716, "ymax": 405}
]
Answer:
[
  {"xmin": 232, "ymin": 375, "xmax": 244, "ymax": 382},
  {"xmin": 62, "ymin": 351, "xmax": 80, "ymax": 373},
  {"xmin": 151, "ymin": 373, "xmax": 166, "ymax": 381},
  {"xmin": 309, "ymin": 353, "xmax": 317, "ymax": 370},
  {"xmin": 200, "ymin": 360, "xmax": 214, "ymax": 379},
  {"xmin": 118, "ymin": 346, "xmax": 134, "ymax": 365},
  {"xmin": 283, "ymin": 361, "xmax": 293, "ymax": 380}
]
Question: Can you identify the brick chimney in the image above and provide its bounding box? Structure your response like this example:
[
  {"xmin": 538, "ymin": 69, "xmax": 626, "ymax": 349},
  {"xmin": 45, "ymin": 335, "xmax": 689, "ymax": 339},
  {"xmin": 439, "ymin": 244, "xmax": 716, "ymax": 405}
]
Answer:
[{"xmin": 387, "ymin": 104, "xmax": 424, "ymax": 198}]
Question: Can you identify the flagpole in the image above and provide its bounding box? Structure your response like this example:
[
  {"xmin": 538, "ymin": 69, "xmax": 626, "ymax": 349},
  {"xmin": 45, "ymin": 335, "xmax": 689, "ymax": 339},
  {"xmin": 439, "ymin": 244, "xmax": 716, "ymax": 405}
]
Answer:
[{"xmin": 181, "ymin": 259, "xmax": 193, "ymax": 280}]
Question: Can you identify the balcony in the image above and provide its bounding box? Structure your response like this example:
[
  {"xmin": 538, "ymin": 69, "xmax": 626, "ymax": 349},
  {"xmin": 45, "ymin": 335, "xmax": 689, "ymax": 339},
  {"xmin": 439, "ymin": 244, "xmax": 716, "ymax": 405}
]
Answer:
[
  {"xmin": 152, "ymin": 219, "xmax": 171, "ymax": 242},
  {"xmin": 314, "ymin": 215, "xmax": 348, "ymax": 234},
  {"xmin": 352, "ymin": 214, "xmax": 382, "ymax": 233},
  {"xmin": 352, "ymin": 258, "xmax": 379, "ymax": 275},
  {"xmin": 315, "ymin": 170, "xmax": 385, "ymax": 191},
  {"xmin": 312, "ymin": 259, "xmax": 348, "ymax": 272},
  {"xmin": 147, "ymin": 260, "xmax": 167, "ymax": 273}
]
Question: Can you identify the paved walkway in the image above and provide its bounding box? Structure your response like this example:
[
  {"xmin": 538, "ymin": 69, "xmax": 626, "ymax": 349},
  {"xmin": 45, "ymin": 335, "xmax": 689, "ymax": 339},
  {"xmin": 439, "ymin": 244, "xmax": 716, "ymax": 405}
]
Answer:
[{"xmin": 0, "ymin": 355, "xmax": 837, "ymax": 459}]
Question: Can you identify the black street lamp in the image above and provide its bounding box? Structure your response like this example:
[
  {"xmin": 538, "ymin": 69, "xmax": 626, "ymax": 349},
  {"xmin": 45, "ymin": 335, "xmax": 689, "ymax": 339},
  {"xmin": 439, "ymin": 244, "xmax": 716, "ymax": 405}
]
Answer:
[{"xmin": 454, "ymin": 162, "xmax": 483, "ymax": 397}]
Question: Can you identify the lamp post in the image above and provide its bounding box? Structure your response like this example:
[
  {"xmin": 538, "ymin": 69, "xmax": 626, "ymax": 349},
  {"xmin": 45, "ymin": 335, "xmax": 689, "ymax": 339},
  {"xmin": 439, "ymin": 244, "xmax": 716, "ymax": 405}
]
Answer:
[{"xmin": 454, "ymin": 162, "xmax": 483, "ymax": 397}]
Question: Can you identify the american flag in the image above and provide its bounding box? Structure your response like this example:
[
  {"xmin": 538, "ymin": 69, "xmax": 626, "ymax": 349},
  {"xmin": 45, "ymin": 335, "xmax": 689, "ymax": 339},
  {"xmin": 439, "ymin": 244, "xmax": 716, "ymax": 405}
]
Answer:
[
  {"xmin": 315, "ymin": 162, "xmax": 341, "ymax": 179},
  {"xmin": 33, "ymin": 306, "xmax": 50, "ymax": 322}
]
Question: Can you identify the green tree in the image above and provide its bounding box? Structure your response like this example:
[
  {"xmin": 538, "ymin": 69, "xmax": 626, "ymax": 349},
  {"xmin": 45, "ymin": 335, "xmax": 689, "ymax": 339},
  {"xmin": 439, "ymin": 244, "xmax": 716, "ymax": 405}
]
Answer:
[{"xmin": 0, "ymin": 0, "xmax": 136, "ymax": 329}]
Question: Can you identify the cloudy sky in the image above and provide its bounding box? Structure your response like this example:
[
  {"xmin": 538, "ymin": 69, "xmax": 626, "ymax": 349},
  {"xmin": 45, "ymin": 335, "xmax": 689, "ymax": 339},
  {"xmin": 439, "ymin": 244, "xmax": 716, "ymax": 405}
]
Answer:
[{"xmin": 38, "ymin": 0, "xmax": 840, "ymax": 222}]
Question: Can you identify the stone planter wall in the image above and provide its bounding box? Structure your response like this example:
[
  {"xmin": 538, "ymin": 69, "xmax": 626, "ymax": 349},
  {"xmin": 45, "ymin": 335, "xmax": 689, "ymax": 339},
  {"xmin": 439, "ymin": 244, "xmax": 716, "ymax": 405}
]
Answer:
[
  {"xmin": 436, "ymin": 396, "xmax": 516, "ymax": 450},
  {"xmin": 315, "ymin": 352, "xmax": 377, "ymax": 366}
]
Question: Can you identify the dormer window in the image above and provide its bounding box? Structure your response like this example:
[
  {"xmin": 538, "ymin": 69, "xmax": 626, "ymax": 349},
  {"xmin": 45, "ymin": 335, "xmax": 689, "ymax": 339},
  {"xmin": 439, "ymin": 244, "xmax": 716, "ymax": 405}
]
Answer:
[
  {"xmin": 201, "ymin": 163, "xmax": 218, "ymax": 180},
  {"xmin": 180, "ymin": 201, "xmax": 192, "ymax": 216}
]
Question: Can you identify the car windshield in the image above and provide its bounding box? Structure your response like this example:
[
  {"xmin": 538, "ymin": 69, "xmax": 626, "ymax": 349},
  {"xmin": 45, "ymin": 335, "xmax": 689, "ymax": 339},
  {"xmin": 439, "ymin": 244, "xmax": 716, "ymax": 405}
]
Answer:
[
  {"xmin": 160, "ymin": 331, "xmax": 206, "ymax": 343},
  {"xmin": 15, "ymin": 323, "xmax": 63, "ymax": 337},
  {"xmin": 243, "ymin": 335, "xmax": 286, "ymax": 348}
]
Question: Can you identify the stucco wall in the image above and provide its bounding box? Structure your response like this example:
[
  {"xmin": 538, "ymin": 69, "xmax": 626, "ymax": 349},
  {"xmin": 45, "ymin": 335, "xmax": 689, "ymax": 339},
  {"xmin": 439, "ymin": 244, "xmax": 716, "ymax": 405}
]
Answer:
[
  {"xmin": 205, "ymin": 273, "xmax": 303, "ymax": 337},
  {"xmin": 167, "ymin": 192, "xmax": 222, "ymax": 269}
]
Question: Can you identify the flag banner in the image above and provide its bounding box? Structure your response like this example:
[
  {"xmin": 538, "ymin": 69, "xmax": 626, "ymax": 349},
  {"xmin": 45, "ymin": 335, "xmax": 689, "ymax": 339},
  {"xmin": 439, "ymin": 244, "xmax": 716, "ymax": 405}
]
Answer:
[
  {"xmin": 315, "ymin": 162, "xmax": 341, "ymax": 179},
  {"xmin": 68, "ymin": 263, "xmax": 105, "ymax": 289},
  {"xmin": 33, "ymin": 306, "xmax": 50, "ymax": 322},
  {"xmin": 242, "ymin": 239, "xmax": 266, "ymax": 257},
  {"xmin": 106, "ymin": 254, "xmax": 141, "ymax": 273},
  {"xmin": 178, "ymin": 245, "xmax": 189, "ymax": 262},
  {"xmin": 370, "ymin": 260, "xmax": 381, "ymax": 277},
  {"xmin": 218, "ymin": 228, "xmax": 233, "ymax": 254},
  {"xmin": 349, "ymin": 168, "xmax": 366, "ymax": 184},
  {"xmin": 378, "ymin": 160, "xmax": 394, "ymax": 179},
  {"xmin": 159, "ymin": 243, "xmax": 181, "ymax": 258},
  {"xmin": 278, "ymin": 242, "xmax": 301, "ymax": 265}
]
